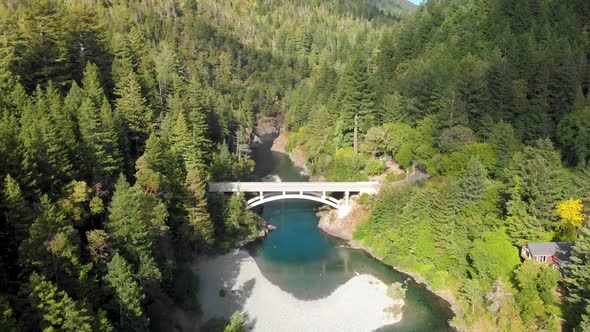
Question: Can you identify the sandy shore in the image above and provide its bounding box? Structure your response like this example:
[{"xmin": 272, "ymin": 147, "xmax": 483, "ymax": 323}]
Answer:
[{"xmin": 195, "ymin": 249, "xmax": 404, "ymax": 332}]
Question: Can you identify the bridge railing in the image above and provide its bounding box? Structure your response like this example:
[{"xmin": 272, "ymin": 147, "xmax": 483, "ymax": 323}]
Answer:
[{"xmin": 208, "ymin": 181, "xmax": 381, "ymax": 194}]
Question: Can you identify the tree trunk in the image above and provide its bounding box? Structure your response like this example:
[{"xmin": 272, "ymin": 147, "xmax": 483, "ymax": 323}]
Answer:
[{"xmin": 353, "ymin": 113, "xmax": 358, "ymax": 154}]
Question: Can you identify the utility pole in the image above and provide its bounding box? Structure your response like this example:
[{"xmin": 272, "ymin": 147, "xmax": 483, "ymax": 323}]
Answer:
[{"xmin": 353, "ymin": 113, "xmax": 358, "ymax": 154}]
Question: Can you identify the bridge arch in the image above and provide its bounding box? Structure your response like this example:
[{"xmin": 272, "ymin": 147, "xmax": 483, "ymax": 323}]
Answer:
[{"xmin": 246, "ymin": 193, "xmax": 341, "ymax": 210}]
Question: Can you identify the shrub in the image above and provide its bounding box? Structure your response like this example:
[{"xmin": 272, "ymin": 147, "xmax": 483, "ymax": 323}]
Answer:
[
  {"xmin": 364, "ymin": 158, "xmax": 385, "ymax": 175},
  {"xmin": 385, "ymin": 172, "xmax": 406, "ymax": 183},
  {"xmin": 358, "ymin": 193, "xmax": 371, "ymax": 206}
]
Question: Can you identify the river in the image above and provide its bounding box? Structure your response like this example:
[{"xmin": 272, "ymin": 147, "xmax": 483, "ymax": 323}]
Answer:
[{"xmin": 246, "ymin": 134, "xmax": 453, "ymax": 331}]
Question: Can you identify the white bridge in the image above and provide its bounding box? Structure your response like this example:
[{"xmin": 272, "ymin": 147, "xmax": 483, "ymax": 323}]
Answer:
[{"xmin": 208, "ymin": 182, "xmax": 381, "ymax": 217}]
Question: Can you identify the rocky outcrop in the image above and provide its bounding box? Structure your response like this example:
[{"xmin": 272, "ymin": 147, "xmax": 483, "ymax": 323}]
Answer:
[
  {"xmin": 236, "ymin": 215, "xmax": 277, "ymax": 247},
  {"xmin": 316, "ymin": 196, "xmax": 368, "ymax": 241},
  {"xmin": 256, "ymin": 114, "xmax": 284, "ymax": 135}
]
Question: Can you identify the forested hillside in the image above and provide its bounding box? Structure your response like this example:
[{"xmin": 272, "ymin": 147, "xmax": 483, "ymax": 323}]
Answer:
[
  {"xmin": 1, "ymin": 0, "xmax": 589, "ymax": 331},
  {"xmin": 282, "ymin": 0, "xmax": 590, "ymax": 330},
  {"xmin": 0, "ymin": 0, "xmax": 404, "ymax": 330}
]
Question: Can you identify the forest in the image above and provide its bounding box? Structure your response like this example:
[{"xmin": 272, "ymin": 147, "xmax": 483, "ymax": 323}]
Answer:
[
  {"xmin": 0, "ymin": 0, "xmax": 589, "ymax": 331},
  {"xmin": 281, "ymin": 0, "xmax": 590, "ymax": 330}
]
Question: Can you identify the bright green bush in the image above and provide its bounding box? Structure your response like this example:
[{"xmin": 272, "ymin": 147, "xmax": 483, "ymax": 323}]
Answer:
[{"xmin": 364, "ymin": 158, "xmax": 385, "ymax": 175}]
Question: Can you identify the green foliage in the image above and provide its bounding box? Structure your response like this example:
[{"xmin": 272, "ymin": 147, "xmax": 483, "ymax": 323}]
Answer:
[
  {"xmin": 514, "ymin": 260, "xmax": 561, "ymax": 330},
  {"xmin": 438, "ymin": 126, "xmax": 476, "ymax": 153},
  {"xmin": 224, "ymin": 311, "xmax": 245, "ymax": 332},
  {"xmin": 557, "ymin": 87, "xmax": 590, "ymax": 167},
  {"xmin": 28, "ymin": 272, "xmax": 94, "ymax": 332},
  {"xmin": 106, "ymin": 175, "xmax": 167, "ymax": 282},
  {"xmin": 469, "ymin": 228, "xmax": 520, "ymax": 282},
  {"xmin": 0, "ymin": 0, "xmax": 587, "ymax": 330},
  {"xmin": 566, "ymin": 225, "xmax": 590, "ymax": 330},
  {"xmin": 324, "ymin": 148, "xmax": 368, "ymax": 181},
  {"xmin": 184, "ymin": 169, "xmax": 215, "ymax": 252},
  {"xmin": 105, "ymin": 254, "xmax": 147, "ymax": 330},
  {"xmin": 364, "ymin": 157, "xmax": 385, "ymax": 176},
  {"xmin": 457, "ymin": 158, "xmax": 488, "ymax": 207},
  {"xmin": 0, "ymin": 297, "xmax": 17, "ymax": 332}
]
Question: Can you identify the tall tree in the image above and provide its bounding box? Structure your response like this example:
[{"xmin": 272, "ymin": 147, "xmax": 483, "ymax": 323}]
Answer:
[
  {"xmin": 457, "ymin": 157, "xmax": 488, "ymax": 207},
  {"xmin": 115, "ymin": 72, "xmax": 153, "ymax": 154},
  {"xmin": 184, "ymin": 169, "xmax": 215, "ymax": 251},
  {"xmin": 335, "ymin": 47, "xmax": 377, "ymax": 148},
  {"xmin": 106, "ymin": 175, "xmax": 167, "ymax": 282},
  {"xmin": 104, "ymin": 253, "xmax": 147, "ymax": 331},
  {"xmin": 565, "ymin": 225, "xmax": 590, "ymax": 330},
  {"xmin": 27, "ymin": 272, "xmax": 93, "ymax": 332}
]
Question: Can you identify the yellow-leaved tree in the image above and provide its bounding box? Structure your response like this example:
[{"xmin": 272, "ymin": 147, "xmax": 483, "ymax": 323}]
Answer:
[{"xmin": 556, "ymin": 199, "xmax": 586, "ymax": 240}]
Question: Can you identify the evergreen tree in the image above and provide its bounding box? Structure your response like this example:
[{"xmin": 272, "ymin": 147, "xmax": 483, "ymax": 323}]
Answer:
[
  {"xmin": 565, "ymin": 225, "xmax": 590, "ymax": 330},
  {"xmin": 184, "ymin": 169, "xmax": 215, "ymax": 251},
  {"xmin": 115, "ymin": 72, "xmax": 153, "ymax": 153},
  {"xmin": 27, "ymin": 272, "xmax": 93, "ymax": 332},
  {"xmin": 19, "ymin": 195, "xmax": 85, "ymax": 288},
  {"xmin": 505, "ymin": 140, "xmax": 564, "ymax": 237},
  {"xmin": 2, "ymin": 175, "xmax": 33, "ymax": 243},
  {"xmin": 106, "ymin": 175, "xmax": 167, "ymax": 282},
  {"xmin": 457, "ymin": 157, "xmax": 488, "ymax": 207},
  {"xmin": 78, "ymin": 97, "xmax": 123, "ymax": 187},
  {"xmin": 104, "ymin": 253, "xmax": 147, "ymax": 331},
  {"xmin": 557, "ymin": 87, "xmax": 590, "ymax": 167},
  {"xmin": 0, "ymin": 296, "xmax": 17, "ymax": 332},
  {"xmin": 335, "ymin": 47, "xmax": 377, "ymax": 147},
  {"xmin": 0, "ymin": 111, "xmax": 21, "ymax": 183},
  {"xmin": 17, "ymin": 0, "xmax": 74, "ymax": 91},
  {"xmin": 489, "ymin": 121, "xmax": 521, "ymax": 178}
]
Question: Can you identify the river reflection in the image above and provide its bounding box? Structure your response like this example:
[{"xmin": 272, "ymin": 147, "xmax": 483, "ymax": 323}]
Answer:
[{"xmin": 250, "ymin": 134, "xmax": 454, "ymax": 331}]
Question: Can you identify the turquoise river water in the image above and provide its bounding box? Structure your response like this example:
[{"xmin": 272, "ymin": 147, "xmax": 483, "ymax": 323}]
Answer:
[{"xmin": 247, "ymin": 135, "xmax": 453, "ymax": 331}]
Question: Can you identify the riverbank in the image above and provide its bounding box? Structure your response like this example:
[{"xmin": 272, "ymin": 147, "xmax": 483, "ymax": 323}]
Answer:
[
  {"xmin": 316, "ymin": 202, "xmax": 463, "ymax": 324},
  {"xmin": 194, "ymin": 249, "xmax": 405, "ymax": 332},
  {"xmin": 271, "ymin": 131, "xmax": 323, "ymax": 180}
]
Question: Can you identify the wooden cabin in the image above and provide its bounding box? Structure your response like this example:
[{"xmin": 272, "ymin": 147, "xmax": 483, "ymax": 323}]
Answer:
[{"xmin": 520, "ymin": 242, "xmax": 574, "ymax": 267}]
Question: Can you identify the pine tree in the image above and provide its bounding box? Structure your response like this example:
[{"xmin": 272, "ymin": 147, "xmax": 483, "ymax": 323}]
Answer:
[
  {"xmin": 17, "ymin": 0, "xmax": 74, "ymax": 91},
  {"xmin": 67, "ymin": 3, "xmax": 111, "ymax": 84},
  {"xmin": 335, "ymin": 47, "xmax": 377, "ymax": 148},
  {"xmin": 115, "ymin": 72, "xmax": 153, "ymax": 152},
  {"xmin": 106, "ymin": 175, "xmax": 166, "ymax": 281},
  {"xmin": 2, "ymin": 175, "xmax": 33, "ymax": 243},
  {"xmin": 184, "ymin": 169, "xmax": 215, "ymax": 251},
  {"xmin": 565, "ymin": 225, "xmax": 590, "ymax": 330},
  {"xmin": 0, "ymin": 111, "xmax": 21, "ymax": 183},
  {"xmin": 78, "ymin": 97, "xmax": 123, "ymax": 186},
  {"xmin": 104, "ymin": 253, "xmax": 147, "ymax": 331},
  {"xmin": 457, "ymin": 157, "xmax": 488, "ymax": 207},
  {"xmin": 82, "ymin": 63, "xmax": 107, "ymax": 108},
  {"xmin": 557, "ymin": 87, "xmax": 590, "ymax": 167},
  {"xmin": 489, "ymin": 122, "xmax": 521, "ymax": 178},
  {"xmin": 20, "ymin": 195, "xmax": 88, "ymax": 293},
  {"xmin": 28, "ymin": 272, "xmax": 93, "ymax": 332},
  {"xmin": 0, "ymin": 296, "xmax": 17, "ymax": 332},
  {"xmin": 486, "ymin": 50, "xmax": 514, "ymax": 122},
  {"xmin": 506, "ymin": 140, "xmax": 564, "ymax": 229}
]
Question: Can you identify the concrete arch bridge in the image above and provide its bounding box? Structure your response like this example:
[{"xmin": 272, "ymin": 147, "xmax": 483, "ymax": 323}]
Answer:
[{"xmin": 208, "ymin": 182, "xmax": 381, "ymax": 218}]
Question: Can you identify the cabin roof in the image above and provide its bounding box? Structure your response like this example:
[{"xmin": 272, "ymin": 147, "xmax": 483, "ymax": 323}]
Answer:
[{"xmin": 527, "ymin": 242, "xmax": 574, "ymax": 262}]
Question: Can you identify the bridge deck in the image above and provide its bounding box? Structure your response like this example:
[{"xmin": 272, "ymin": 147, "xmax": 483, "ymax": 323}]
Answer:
[{"xmin": 208, "ymin": 182, "xmax": 380, "ymax": 193}]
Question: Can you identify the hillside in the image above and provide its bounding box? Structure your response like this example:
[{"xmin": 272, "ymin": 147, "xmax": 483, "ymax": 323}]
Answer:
[
  {"xmin": 0, "ymin": 0, "xmax": 589, "ymax": 331},
  {"xmin": 283, "ymin": 0, "xmax": 590, "ymax": 330},
  {"xmin": 371, "ymin": 0, "xmax": 417, "ymax": 14},
  {"xmin": 0, "ymin": 0, "xmax": 403, "ymax": 330}
]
